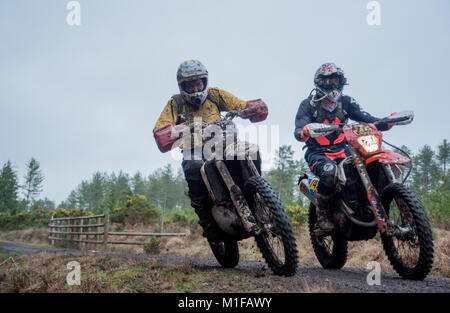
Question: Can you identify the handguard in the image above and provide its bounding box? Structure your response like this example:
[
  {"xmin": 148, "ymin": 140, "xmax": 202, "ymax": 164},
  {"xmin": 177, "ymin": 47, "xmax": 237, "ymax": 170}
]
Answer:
[
  {"xmin": 375, "ymin": 110, "xmax": 414, "ymax": 130},
  {"xmin": 387, "ymin": 111, "xmax": 414, "ymax": 126},
  {"xmin": 239, "ymin": 99, "xmax": 268, "ymax": 123},
  {"xmin": 153, "ymin": 124, "xmax": 183, "ymax": 153},
  {"xmin": 305, "ymin": 123, "xmax": 339, "ymax": 138}
]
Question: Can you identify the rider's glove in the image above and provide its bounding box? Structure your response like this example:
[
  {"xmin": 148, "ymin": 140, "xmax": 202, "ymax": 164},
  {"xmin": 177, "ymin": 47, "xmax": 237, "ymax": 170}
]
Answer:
[{"xmin": 298, "ymin": 126, "xmax": 311, "ymax": 142}]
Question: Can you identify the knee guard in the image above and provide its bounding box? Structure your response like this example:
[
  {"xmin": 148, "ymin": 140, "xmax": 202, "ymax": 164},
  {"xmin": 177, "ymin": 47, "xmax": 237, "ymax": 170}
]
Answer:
[{"xmin": 317, "ymin": 162, "xmax": 338, "ymax": 195}]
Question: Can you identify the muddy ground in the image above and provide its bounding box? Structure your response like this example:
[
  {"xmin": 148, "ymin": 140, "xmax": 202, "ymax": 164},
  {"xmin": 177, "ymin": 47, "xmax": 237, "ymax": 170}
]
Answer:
[{"xmin": 0, "ymin": 241, "xmax": 449, "ymax": 293}]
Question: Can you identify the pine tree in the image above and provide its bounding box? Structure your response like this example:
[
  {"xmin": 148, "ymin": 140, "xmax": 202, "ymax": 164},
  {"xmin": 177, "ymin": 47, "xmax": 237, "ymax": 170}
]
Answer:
[
  {"xmin": 22, "ymin": 158, "xmax": 44, "ymax": 210},
  {"xmin": 437, "ymin": 139, "xmax": 449, "ymax": 174},
  {"xmin": 411, "ymin": 145, "xmax": 440, "ymax": 198},
  {"xmin": 0, "ymin": 161, "xmax": 20, "ymax": 214},
  {"xmin": 87, "ymin": 172, "xmax": 106, "ymax": 211},
  {"xmin": 131, "ymin": 171, "xmax": 147, "ymax": 196},
  {"xmin": 105, "ymin": 171, "xmax": 131, "ymax": 209},
  {"xmin": 175, "ymin": 168, "xmax": 189, "ymax": 208},
  {"xmin": 265, "ymin": 145, "xmax": 303, "ymax": 203}
]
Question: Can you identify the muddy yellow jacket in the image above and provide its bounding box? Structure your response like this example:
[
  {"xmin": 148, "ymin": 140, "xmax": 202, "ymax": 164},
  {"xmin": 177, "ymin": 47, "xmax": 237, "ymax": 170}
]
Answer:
[{"xmin": 154, "ymin": 87, "xmax": 246, "ymax": 132}]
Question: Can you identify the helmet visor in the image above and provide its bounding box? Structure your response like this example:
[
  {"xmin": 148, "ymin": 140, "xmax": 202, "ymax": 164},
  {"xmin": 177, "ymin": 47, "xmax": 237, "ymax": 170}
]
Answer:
[
  {"xmin": 181, "ymin": 78, "xmax": 207, "ymax": 94},
  {"xmin": 317, "ymin": 75, "xmax": 341, "ymax": 91}
]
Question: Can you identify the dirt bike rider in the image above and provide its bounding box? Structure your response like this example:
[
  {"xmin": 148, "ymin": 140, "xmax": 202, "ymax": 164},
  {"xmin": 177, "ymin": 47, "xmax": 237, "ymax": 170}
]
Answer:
[
  {"xmin": 153, "ymin": 59, "xmax": 263, "ymax": 245},
  {"xmin": 294, "ymin": 62, "xmax": 391, "ymax": 233}
]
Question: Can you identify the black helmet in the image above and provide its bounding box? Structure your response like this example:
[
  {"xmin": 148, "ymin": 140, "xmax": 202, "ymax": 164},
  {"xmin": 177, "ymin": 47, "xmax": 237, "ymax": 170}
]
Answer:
[{"xmin": 313, "ymin": 63, "xmax": 347, "ymax": 111}]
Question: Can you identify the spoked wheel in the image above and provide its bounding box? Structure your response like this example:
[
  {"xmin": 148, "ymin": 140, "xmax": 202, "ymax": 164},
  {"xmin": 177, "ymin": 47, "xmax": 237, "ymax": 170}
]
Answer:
[
  {"xmin": 208, "ymin": 239, "xmax": 240, "ymax": 268},
  {"xmin": 308, "ymin": 203, "xmax": 348, "ymax": 269},
  {"xmin": 244, "ymin": 176, "xmax": 298, "ymax": 276},
  {"xmin": 380, "ymin": 183, "xmax": 434, "ymax": 280}
]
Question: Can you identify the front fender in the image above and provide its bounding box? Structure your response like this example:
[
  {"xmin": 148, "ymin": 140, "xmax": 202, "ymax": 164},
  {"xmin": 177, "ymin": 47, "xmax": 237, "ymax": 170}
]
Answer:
[{"xmin": 365, "ymin": 150, "xmax": 410, "ymax": 166}]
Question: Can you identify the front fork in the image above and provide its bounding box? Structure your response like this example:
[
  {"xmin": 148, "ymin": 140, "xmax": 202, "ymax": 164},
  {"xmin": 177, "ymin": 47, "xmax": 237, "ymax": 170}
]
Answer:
[{"xmin": 348, "ymin": 146, "xmax": 394, "ymax": 235}]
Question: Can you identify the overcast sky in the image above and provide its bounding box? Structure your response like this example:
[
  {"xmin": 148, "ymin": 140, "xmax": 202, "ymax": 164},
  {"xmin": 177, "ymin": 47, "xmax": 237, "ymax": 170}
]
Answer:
[{"xmin": 0, "ymin": 0, "xmax": 449, "ymax": 205}]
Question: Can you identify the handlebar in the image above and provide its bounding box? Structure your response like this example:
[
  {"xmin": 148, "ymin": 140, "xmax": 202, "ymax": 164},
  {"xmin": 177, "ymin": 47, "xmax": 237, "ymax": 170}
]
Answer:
[
  {"xmin": 177, "ymin": 109, "xmax": 242, "ymax": 131},
  {"xmin": 310, "ymin": 110, "xmax": 414, "ymax": 137}
]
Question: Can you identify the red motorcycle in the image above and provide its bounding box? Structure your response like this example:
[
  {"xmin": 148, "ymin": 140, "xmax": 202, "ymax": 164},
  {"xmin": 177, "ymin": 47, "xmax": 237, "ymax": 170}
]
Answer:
[{"xmin": 298, "ymin": 111, "xmax": 434, "ymax": 280}]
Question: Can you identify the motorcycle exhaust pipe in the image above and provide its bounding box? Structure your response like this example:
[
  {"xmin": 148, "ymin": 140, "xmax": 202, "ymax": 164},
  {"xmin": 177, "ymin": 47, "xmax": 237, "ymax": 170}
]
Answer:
[{"xmin": 299, "ymin": 178, "xmax": 318, "ymax": 206}]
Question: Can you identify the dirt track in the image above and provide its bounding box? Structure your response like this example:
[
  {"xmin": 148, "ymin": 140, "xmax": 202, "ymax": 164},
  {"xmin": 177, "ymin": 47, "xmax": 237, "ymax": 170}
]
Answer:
[{"xmin": 1, "ymin": 241, "xmax": 449, "ymax": 293}]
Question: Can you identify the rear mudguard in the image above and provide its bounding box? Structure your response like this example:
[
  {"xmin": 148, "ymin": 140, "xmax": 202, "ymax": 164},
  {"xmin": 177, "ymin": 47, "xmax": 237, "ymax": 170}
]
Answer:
[{"xmin": 365, "ymin": 150, "xmax": 410, "ymax": 166}]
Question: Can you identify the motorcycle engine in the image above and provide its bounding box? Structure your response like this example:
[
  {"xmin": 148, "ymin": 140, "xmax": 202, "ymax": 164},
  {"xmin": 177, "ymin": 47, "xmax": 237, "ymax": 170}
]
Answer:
[
  {"xmin": 341, "ymin": 161, "xmax": 365, "ymax": 211},
  {"xmin": 211, "ymin": 204, "xmax": 244, "ymax": 237}
]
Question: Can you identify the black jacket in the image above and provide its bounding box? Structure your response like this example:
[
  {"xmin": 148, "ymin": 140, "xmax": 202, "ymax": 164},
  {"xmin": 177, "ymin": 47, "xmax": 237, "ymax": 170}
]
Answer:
[{"xmin": 294, "ymin": 94, "xmax": 387, "ymax": 150}]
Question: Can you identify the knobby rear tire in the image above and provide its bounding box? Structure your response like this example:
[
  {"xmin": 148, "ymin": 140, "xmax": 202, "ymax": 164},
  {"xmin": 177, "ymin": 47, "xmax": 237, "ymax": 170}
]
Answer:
[{"xmin": 308, "ymin": 203, "xmax": 348, "ymax": 269}]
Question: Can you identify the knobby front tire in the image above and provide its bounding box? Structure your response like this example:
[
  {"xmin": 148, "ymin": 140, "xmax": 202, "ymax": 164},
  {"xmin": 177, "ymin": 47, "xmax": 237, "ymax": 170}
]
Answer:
[{"xmin": 244, "ymin": 176, "xmax": 298, "ymax": 276}]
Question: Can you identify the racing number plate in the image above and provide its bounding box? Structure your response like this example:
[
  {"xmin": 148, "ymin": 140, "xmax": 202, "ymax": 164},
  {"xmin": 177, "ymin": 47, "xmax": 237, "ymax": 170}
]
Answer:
[{"xmin": 352, "ymin": 124, "xmax": 373, "ymax": 136}]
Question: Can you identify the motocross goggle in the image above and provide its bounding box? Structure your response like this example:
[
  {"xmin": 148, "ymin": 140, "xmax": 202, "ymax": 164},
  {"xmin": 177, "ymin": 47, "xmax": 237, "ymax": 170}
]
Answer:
[{"xmin": 316, "ymin": 74, "xmax": 342, "ymax": 91}]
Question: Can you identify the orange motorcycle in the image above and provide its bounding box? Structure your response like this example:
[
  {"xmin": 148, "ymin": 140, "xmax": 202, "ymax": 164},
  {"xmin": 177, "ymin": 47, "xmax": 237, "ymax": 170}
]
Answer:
[{"xmin": 299, "ymin": 111, "xmax": 434, "ymax": 280}]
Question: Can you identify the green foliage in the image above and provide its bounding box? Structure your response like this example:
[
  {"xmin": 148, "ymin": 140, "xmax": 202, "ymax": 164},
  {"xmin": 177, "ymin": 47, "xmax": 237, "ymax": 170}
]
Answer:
[
  {"xmin": 420, "ymin": 178, "xmax": 450, "ymax": 226},
  {"xmin": 284, "ymin": 203, "xmax": 308, "ymax": 227},
  {"xmin": 109, "ymin": 207, "xmax": 126, "ymax": 224},
  {"xmin": 59, "ymin": 166, "xmax": 188, "ymax": 214},
  {"xmin": 143, "ymin": 236, "xmax": 161, "ymax": 254},
  {"xmin": 22, "ymin": 158, "xmax": 44, "ymax": 209},
  {"xmin": 109, "ymin": 194, "xmax": 159, "ymax": 225},
  {"xmin": 164, "ymin": 207, "xmax": 198, "ymax": 225},
  {"xmin": 437, "ymin": 139, "xmax": 449, "ymax": 173},
  {"xmin": 30, "ymin": 197, "xmax": 55, "ymax": 212},
  {"xmin": 264, "ymin": 145, "xmax": 307, "ymax": 204},
  {"xmin": 49, "ymin": 207, "xmax": 94, "ymax": 219},
  {"xmin": 403, "ymin": 139, "xmax": 450, "ymax": 225},
  {"xmin": 0, "ymin": 210, "xmax": 51, "ymax": 231},
  {"xmin": 0, "ymin": 161, "xmax": 20, "ymax": 214},
  {"xmin": 146, "ymin": 165, "xmax": 188, "ymax": 210}
]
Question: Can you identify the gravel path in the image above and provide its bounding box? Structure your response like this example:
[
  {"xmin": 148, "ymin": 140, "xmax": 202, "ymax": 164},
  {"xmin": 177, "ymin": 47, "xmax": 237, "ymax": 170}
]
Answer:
[{"xmin": 1, "ymin": 241, "xmax": 449, "ymax": 293}]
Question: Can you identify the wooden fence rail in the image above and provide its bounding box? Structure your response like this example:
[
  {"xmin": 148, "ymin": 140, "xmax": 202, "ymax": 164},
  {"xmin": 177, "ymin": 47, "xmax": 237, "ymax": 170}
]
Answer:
[{"xmin": 48, "ymin": 214, "xmax": 185, "ymax": 247}]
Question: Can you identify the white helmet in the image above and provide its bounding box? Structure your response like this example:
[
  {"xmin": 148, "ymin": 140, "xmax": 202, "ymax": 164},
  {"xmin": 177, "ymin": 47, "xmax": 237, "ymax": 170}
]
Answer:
[{"xmin": 177, "ymin": 60, "xmax": 209, "ymax": 108}]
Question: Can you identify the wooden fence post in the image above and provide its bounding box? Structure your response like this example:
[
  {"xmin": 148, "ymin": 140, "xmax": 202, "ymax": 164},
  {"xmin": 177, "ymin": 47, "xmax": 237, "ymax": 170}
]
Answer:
[
  {"xmin": 159, "ymin": 215, "xmax": 164, "ymax": 233},
  {"xmin": 57, "ymin": 219, "xmax": 61, "ymax": 243},
  {"xmin": 64, "ymin": 219, "xmax": 68, "ymax": 242},
  {"xmin": 87, "ymin": 217, "xmax": 91, "ymax": 244},
  {"xmin": 70, "ymin": 218, "xmax": 74, "ymax": 245},
  {"xmin": 96, "ymin": 217, "xmax": 100, "ymax": 243},
  {"xmin": 104, "ymin": 214, "xmax": 109, "ymax": 248},
  {"xmin": 49, "ymin": 216, "xmax": 54, "ymax": 245},
  {"xmin": 80, "ymin": 218, "xmax": 84, "ymax": 247}
]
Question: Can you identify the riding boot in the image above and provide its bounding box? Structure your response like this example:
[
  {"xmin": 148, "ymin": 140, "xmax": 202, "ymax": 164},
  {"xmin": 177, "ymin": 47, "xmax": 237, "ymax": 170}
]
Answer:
[
  {"xmin": 191, "ymin": 197, "xmax": 222, "ymax": 243},
  {"xmin": 315, "ymin": 192, "xmax": 335, "ymax": 232}
]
